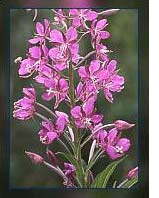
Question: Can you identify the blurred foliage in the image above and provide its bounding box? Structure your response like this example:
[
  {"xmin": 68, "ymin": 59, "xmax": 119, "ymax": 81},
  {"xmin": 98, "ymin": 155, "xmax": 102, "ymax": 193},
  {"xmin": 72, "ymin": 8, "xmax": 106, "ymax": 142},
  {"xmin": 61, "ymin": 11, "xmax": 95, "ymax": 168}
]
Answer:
[{"xmin": 10, "ymin": 9, "xmax": 138, "ymax": 189}]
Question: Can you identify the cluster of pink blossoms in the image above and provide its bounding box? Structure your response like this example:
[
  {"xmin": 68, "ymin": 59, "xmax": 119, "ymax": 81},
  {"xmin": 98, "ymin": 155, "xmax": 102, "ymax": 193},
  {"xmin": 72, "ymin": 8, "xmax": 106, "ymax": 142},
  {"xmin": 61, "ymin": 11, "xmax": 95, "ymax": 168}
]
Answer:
[{"xmin": 13, "ymin": 9, "xmax": 137, "ymax": 188}]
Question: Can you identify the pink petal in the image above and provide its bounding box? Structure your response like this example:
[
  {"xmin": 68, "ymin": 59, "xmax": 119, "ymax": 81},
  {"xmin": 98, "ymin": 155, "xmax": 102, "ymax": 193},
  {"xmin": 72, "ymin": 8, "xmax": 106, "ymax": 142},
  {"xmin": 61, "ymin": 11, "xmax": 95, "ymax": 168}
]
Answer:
[
  {"xmin": 96, "ymin": 19, "xmax": 107, "ymax": 30},
  {"xmin": 36, "ymin": 22, "xmax": 44, "ymax": 35},
  {"xmin": 69, "ymin": 43, "xmax": 79, "ymax": 55},
  {"xmin": 42, "ymin": 92, "xmax": 54, "ymax": 101},
  {"xmin": 117, "ymin": 138, "xmax": 131, "ymax": 152},
  {"xmin": 50, "ymin": 29, "xmax": 64, "ymax": 43},
  {"xmin": 78, "ymin": 66, "xmax": 89, "ymax": 79},
  {"xmin": 82, "ymin": 96, "xmax": 95, "ymax": 116},
  {"xmin": 106, "ymin": 145, "xmax": 122, "ymax": 160},
  {"xmin": 107, "ymin": 128, "xmax": 118, "ymax": 145},
  {"xmin": 71, "ymin": 106, "xmax": 82, "ymax": 119},
  {"xmin": 46, "ymin": 132, "xmax": 57, "ymax": 144},
  {"xmin": 99, "ymin": 31, "xmax": 110, "ymax": 39},
  {"xmin": 29, "ymin": 46, "xmax": 41, "ymax": 59},
  {"xmin": 59, "ymin": 78, "xmax": 68, "ymax": 92},
  {"xmin": 72, "ymin": 17, "xmax": 81, "ymax": 27},
  {"xmin": 91, "ymin": 114, "xmax": 103, "ymax": 124},
  {"xmin": 89, "ymin": 60, "xmax": 100, "ymax": 75},
  {"xmin": 107, "ymin": 60, "xmax": 117, "ymax": 72},
  {"xmin": 85, "ymin": 10, "xmax": 98, "ymax": 21},
  {"xmin": 28, "ymin": 37, "xmax": 42, "ymax": 44},
  {"xmin": 96, "ymin": 70, "xmax": 109, "ymax": 81},
  {"xmin": 55, "ymin": 62, "xmax": 67, "ymax": 71},
  {"xmin": 49, "ymin": 47, "xmax": 60, "ymax": 60},
  {"xmin": 69, "ymin": 9, "xmax": 78, "ymax": 15},
  {"xmin": 66, "ymin": 27, "xmax": 78, "ymax": 43}
]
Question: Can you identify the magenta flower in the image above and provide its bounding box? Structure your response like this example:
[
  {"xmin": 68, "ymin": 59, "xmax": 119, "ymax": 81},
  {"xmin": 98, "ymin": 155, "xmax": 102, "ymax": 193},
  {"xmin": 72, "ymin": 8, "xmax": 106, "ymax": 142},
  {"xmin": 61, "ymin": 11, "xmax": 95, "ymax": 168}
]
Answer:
[
  {"xmin": 38, "ymin": 111, "xmax": 69, "ymax": 145},
  {"xmin": 63, "ymin": 162, "xmax": 76, "ymax": 187},
  {"xmin": 106, "ymin": 128, "xmax": 131, "ymax": 160},
  {"xmin": 71, "ymin": 97, "xmax": 103, "ymax": 129},
  {"xmin": 96, "ymin": 43, "xmax": 109, "ymax": 62},
  {"xmin": 78, "ymin": 60, "xmax": 109, "ymax": 93},
  {"xmin": 90, "ymin": 19, "xmax": 110, "ymax": 48},
  {"xmin": 13, "ymin": 88, "xmax": 36, "ymax": 120},
  {"xmin": 29, "ymin": 19, "xmax": 50, "ymax": 44},
  {"xmin": 69, "ymin": 9, "xmax": 98, "ymax": 28},
  {"xmin": 49, "ymin": 26, "xmax": 79, "ymax": 71},
  {"xmin": 18, "ymin": 45, "xmax": 49, "ymax": 78},
  {"xmin": 75, "ymin": 81, "xmax": 97, "ymax": 102},
  {"xmin": 102, "ymin": 60, "xmax": 125, "ymax": 103},
  {"xmin": 42, "ymin": 77, "xmax": 69, "ymax": 109}
]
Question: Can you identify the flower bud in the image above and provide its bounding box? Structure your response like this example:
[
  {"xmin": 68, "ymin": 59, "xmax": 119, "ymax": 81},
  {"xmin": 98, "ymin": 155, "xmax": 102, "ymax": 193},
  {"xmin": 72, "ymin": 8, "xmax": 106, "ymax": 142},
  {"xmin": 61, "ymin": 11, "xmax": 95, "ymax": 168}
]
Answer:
[
  {"xmin": 25, "ymin": 151, "xmax": 44, "ymax": 164},
  {"xmin": 114, "ymin": 120, "xmax": 135, "ymax": 131},
  {"xmin": 46, "ymin": 149, "xmax": 58, "ymax": 167},
  {"xmin": 127, "ymin": 167, "xmax": 138, "ymax": 180}
]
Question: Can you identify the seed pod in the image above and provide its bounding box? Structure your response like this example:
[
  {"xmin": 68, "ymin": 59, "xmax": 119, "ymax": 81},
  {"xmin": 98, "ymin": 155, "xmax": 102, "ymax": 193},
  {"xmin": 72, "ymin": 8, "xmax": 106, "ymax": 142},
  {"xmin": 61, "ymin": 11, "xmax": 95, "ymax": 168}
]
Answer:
[
  {"xmin": 25, "ymin": 151, "xmax": 44, "ymax": 165},
  {"xmin": 46, "ymin": 149, "xmax": 58, "ymax": 167}
]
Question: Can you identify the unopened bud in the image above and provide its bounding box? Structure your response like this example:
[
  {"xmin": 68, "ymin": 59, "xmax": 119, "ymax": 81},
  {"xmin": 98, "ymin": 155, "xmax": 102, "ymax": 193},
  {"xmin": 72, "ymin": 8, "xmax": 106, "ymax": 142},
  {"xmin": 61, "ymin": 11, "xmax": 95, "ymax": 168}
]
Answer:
[
  {"xmin": 46, "ymin": 149, "xmax": 58, "ymax": 167},
  {"xmin": 25, "ymin": 151, "xmax": 44, "ymax": 164},
  {"xmin": 127, "ymin": 167, "xmax": 138, "ymax": 180},
  {"xmin": 114, "ymin": 120, "xmax": 135, "ymax": 131}
]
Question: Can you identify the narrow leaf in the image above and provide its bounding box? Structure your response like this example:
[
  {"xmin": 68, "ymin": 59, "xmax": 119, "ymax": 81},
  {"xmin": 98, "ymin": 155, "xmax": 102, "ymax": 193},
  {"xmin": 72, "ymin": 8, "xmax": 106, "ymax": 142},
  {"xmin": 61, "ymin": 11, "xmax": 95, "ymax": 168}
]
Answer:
[
  {"xmin": 92, "ymin": 155, "xmax": 127, "ymax": 188},
  {"xmin": 121, "ymin": 176, "xmax": 138, "ymax": 188}
]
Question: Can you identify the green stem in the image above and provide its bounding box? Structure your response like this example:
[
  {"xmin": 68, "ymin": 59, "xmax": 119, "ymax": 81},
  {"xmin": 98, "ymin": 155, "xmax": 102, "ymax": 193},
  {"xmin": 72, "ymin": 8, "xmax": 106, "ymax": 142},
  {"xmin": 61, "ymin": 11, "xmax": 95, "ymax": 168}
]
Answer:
[
  {"xmin": 117, "ymin": 179, "xmax": 129, "ymax": 188},
  {"xmin": 36, "ymin": 102, "xmax": 56, "ymax": 118},
  {"xmin": 57, "ymin": 138, "xmax": 71, "ymax": 154},
  {"xmin": 35, "ymin": 112, "xmax": 49, "ymax": 122}
]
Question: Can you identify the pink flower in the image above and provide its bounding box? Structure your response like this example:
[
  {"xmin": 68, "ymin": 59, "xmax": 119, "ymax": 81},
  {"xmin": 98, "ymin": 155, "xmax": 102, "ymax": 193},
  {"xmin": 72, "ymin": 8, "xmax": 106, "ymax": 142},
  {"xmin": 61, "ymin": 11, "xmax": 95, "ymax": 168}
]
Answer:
[
  {"xmin": 38, "ymin": 111, "xmax": 69, "ymax": 145},
  {"xmin": 78, "ymin": 60, "xmax": 109, "ymax": 93},
  {"xmin": 71, "ymin": 97, "xmax": 103, "ymax": 129},
  {"xmin": 106, "ymin": 128, "xmax": 131, "ymax": 160},
  {"xmin": 42, "ymin": 77, "xmax": 69, "ymax": 109},
  {"xmin": 29, "ymin": 19, "xmax": 50, "ymax": 44},
  {"xmin": 75, "ymin": 81, "xmax": 97, "ymax": 102},
  {"xmin": 102, "ymin": 60, "xmax": 125, "ymax": 103},
  {"xmin": 69, "ymin": 9, "xmax": 98, "ymax": 28},
  {"xmin": 18, "ymin": 45, "xmax": 49, "ymax": 78},
  {"xmin": 90, "ymin": 19, "xmax": 110, "ymax": 48},
  {"xmin": 49, "ymin": 26, "xmax": 79, "ymax": 70},
  {"xmin": 13, "ymin": 88, "xmax": 36, "ymax": 120}
]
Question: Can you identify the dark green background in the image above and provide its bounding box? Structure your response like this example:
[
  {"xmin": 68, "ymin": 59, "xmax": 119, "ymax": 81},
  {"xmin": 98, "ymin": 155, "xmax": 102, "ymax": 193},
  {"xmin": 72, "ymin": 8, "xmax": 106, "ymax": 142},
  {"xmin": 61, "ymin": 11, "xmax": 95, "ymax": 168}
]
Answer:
[{"xmin": 10, "ymin": 9, "xmax": 138, "ymax": 189}]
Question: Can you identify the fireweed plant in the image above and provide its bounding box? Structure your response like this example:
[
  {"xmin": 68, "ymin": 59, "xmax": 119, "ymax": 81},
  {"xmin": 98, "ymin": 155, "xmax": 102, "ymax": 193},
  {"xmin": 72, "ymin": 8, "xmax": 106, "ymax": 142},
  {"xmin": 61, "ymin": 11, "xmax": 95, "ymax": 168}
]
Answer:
[{"xmin": 13, "ymin": 9, "xmax": 138, "ymax": 188}]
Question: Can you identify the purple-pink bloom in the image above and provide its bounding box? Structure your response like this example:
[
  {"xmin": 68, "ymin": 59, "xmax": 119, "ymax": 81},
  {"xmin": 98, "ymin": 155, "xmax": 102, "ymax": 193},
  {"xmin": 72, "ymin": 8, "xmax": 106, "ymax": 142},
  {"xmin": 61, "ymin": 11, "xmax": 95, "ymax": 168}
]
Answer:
[
  {"xmin": 92, "ymin": 123, "xmax": 107, "ymax": 146},
  {"xmin": 90, "ymin": 19, "xmax": 110, "ymax": 48},
  {"xmin": 49, "ymin": 26, "xmax": 79, "ymax": 70},
  {"xmin": 102, "ymin": 60, "xmax": 125, "ymax": 103},
  {"xmin": 18, "ymin": 45, "xmax": 49, "ymax": 78},
  {"xmin": 71, "ymin": 97, "xmax": 103, "ymax": 129},
  {"xmin": 42, "ymin": 77, "xmax": 69, "ymax": 109},
  {"xmin": 25, "ymin": 151, "xmax": 44, "ymax": 164},
  {"xmin": 75, "ymin": 81, "xmax": 97, "ymax": 102},
  {"xmin": 13, "ymin": 88, "xmax": 36, "ymax": 120},
  {"xmin": 38, "ymin": 111, "xmax": 69, "ymax": 145},
  {"xmin": 29, "ymin": 19, "xmax": 50, "ymax": 44},
  {"xmin": 106, "ymin": 128, "xmax": 131, "ymax": 160},
  {"xmin": 69, "ymin": 9, "xmax": 98, "ymax": 28},
  {"xmin": 78, "ymin": 60, "xmax": 109, "ymax": 93}
]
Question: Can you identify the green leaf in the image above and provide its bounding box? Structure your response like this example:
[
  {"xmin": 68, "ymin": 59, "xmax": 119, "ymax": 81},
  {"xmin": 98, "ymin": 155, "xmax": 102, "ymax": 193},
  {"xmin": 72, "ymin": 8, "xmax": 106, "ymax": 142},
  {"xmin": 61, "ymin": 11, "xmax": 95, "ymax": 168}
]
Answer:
[
  {"xmin": 91, "ymin": 155, "xmax": 128, "ymax": 188},
  {"xmin": 121, "ymin": 176, "xmax": 138, "ymax": 188}
]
